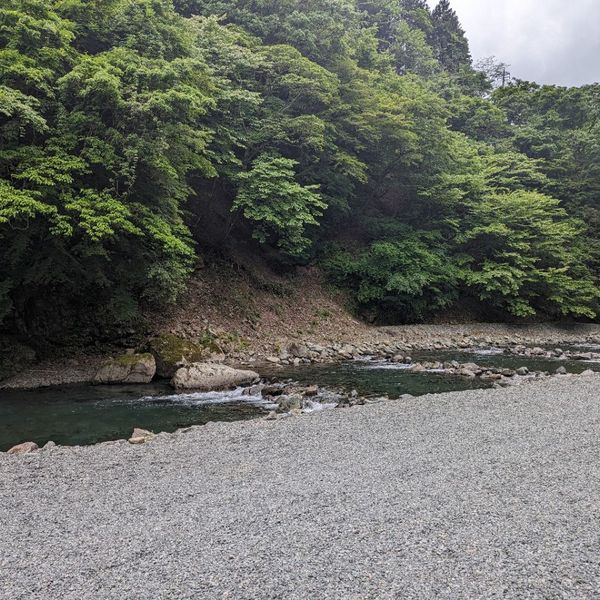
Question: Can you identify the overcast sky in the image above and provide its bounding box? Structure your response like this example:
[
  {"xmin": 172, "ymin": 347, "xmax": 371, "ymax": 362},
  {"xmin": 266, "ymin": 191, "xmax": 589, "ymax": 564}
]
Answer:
[{"xmin": 427, "ymin": 0, "xmax": 600, "ymax": 87}]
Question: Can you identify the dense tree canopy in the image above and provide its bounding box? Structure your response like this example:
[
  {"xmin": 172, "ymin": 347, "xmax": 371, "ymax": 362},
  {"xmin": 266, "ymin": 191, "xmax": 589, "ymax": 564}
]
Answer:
[{"xmin": 0, "ymin": 0, "xmax": 598, "ymax": 344}]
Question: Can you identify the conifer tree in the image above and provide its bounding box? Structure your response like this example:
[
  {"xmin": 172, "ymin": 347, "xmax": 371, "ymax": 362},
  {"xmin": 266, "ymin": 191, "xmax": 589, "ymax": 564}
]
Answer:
[{"xmin": 430, "ymin": 0, "xmax": 471, "ymax": 72}]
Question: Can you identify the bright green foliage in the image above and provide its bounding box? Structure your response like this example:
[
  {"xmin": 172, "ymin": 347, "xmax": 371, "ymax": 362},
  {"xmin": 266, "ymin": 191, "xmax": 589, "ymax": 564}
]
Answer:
[
  {"xmin": 0, "ymin": 0, "xmax": 213, "ymax": 338},
  {"xmin": 458, "ymin": 191, "xmax": 599, "ymax": 318},
  {"xmin": 233, "ymin": 154, "xmax": 326, "ymax": 256},
  {"xmin": 325, "ymin": 230, "xmax": 459, "ymax": 322},
  {"xmin": 1, "ymin": 0, "xmax": 598, "ymax": 343}
]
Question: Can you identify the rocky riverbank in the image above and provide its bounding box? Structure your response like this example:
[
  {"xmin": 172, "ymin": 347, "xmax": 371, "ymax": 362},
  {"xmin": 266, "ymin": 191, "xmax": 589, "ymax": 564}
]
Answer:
[{"xmin": 2, "ymin": 322, "xmax": 600, "ymax": 390}]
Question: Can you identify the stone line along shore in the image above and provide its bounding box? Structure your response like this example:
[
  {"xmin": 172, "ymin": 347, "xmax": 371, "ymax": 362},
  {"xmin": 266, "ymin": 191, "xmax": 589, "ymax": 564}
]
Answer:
[
  {"xmin": 2, "ymin": 322, "xmax": 600, "ymax": 390},
  {"xmin": 2, "ymin": 375, "xmax": 600, "ymax": 598}
]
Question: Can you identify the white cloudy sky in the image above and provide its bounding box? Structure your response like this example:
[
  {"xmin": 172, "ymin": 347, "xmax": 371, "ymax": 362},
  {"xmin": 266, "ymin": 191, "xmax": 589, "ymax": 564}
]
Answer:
[{"xmin": 427, "ymin": 0, "xmax": 600, "ymax": 86}]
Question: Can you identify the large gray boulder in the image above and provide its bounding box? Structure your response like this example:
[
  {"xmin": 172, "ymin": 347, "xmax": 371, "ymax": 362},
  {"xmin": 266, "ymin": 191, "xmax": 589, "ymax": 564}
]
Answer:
[
  {"xmin": 171, "ymin": 363, "xmax": 259, "ymax": 391},
  {"xmin": 94, "ymin": 353, "xmax": 156, "ymax": 384}
]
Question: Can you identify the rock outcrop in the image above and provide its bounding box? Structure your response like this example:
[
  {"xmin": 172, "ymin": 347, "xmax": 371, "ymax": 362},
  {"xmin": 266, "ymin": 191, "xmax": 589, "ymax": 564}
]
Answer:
[
  {"xmin": 171, "ymin": 363, "xmax": 259, "ymax": 391},
  {"xmin": 94, "ymin": 353, "xmax": 156, "ymax": 384}
]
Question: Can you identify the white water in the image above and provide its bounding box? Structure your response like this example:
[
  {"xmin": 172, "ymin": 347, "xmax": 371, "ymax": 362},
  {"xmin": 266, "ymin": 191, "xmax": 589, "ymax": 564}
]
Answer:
[{"xmin": 140, "ymin": 387, "xmax": 277, "ymax": 409}]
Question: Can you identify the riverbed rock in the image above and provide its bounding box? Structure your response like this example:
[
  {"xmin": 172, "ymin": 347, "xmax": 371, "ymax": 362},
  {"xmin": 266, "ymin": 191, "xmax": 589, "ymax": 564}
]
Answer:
[
  {"xmin": 458, "ymin": 368, "xmax": 477, "ymax": 378},
  {"xmin": 7, "ymin": 441, "xmax": 38, "ymax": 455},
  {"xmin": 147, "ymin": 334, "xmax": 210, "ymax": 378},
  {"xmin": 261, "ymin": 385, "xmax": 284, "ymax": 397},
  {"xmin": 555, "ymin": 366, "xmax": 568, "ymax": 375},
  {"xmin": 128, "ymin": 428, "xmax": 154, "ymax": 445},
  {"xmin": 276, "ymin": 394, "xmax": 304, "ymax": 412},
  {"xmin": 303, "ymin": 385, "xmax": 319, "ymax": 397},
  {"xmin": 580, "ymin": 369, "xmax": 596, "ymax": 377},
  {"xmin": 265, "ymin": 356, "xmax": 280, "ymax": 364},
  {"xmin": 516, "ymin": 367, "xmax": 529, "ymax": 376},
  {"xmin": 94, "ymin": 353, "xmax": 156, "ymax": 384},
  {"xmin": 171, "ymin": 363, "xmax": 259, "ymax": 391}
]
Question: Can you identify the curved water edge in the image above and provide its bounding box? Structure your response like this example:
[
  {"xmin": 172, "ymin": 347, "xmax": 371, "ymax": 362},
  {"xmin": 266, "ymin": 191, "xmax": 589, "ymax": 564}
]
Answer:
[{"xmin": 2, "ymin": 345, "xmax": 600, "ymax": 452}]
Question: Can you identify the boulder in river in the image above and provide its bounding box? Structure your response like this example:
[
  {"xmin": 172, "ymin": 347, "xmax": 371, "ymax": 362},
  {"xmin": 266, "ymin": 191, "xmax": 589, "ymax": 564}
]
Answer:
[
  {"xmin": 171, "ymin": 363, "xmax": 259, "ymax": 391},
  {"xmin": 147, "ymin": 334, "xmax": 211, "ymax": 378},
  {"xmin": 94, "ymin": 353, "xmax": 156, "ymax": 384},
  {"xmin": 7, "ymin": 441, "xmax": 38, "ymax": 455}
]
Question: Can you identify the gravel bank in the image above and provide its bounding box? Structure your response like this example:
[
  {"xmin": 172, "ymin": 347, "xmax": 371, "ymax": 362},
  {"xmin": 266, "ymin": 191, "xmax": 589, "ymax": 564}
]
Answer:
[{"xmin": 2, "ymin": 376, "xmax": 600, "ymax": 598}]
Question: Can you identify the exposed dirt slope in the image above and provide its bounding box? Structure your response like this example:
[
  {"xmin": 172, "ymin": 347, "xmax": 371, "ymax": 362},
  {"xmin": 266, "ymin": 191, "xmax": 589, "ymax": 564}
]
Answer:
[{"xmin": 150, "ymin": 258, "xmax": 371, "ymax": 354}]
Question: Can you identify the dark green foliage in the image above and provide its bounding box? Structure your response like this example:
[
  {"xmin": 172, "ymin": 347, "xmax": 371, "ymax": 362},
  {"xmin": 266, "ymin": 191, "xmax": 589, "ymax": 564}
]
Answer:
[
  {"xmin": 430, "ymin": 0, "xmax": 471, "ymax": 73},
  {"xmin": 1, "ymin": 0, "xmax": 598, "ymax": 345}
]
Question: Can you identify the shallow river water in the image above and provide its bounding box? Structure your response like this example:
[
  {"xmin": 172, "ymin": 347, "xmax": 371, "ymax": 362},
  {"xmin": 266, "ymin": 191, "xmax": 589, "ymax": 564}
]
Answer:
[{"xmin": 1, "ymin": 346, "xmax": 599, "ymax": 450}]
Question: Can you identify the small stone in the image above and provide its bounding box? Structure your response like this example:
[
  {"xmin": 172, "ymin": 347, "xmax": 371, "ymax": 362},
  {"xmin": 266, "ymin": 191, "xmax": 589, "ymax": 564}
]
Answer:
[
  {"xmin": 516, "ymin": 367, "xmax": 529, "ymax": 376},
  {"xmin": 555, "ymin": 366, "xmax": 567, "ymax": 375},
  {"xmin": 265, "ymin": 356, "xmax": 280, "ymax": 364},
  {"xmin": 128, "ymin": 428, "xmax": 154, "ymax": 445},
  {"xmin": 42, "ymin": 441, "xmax": 56, "ymax": 450},
  {"xmin": 7, "ymin": 441, "xmax": 38, "ymax": 455},
  {"xmin": 580, "ymin": 369, "xmax": 596, "ymax": 377},
  {"xmin": 264, "ymin": 411, "xmax": 278, "ymax": 420}
]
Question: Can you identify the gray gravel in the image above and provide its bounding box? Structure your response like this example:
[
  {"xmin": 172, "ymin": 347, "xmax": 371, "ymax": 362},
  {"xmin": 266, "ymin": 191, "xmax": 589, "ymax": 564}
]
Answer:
[{"xmin": 2, "ymin": 376, "xmax": 600, "ymax": 599}]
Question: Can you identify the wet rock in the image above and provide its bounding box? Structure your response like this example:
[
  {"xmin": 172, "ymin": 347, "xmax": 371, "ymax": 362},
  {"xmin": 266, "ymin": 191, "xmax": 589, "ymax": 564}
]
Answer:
[
  {"xmin": 303, "ymin": 385, "xmax": 319, "ymax": 397},
  {"xmin": 94, "ymin": 353, "xmax": 156, "ymax": 385},
  {"xmin": 458, "ymin": 368, "xmax": 477, "ymax": 378},
  {"xmin": 261, "ymin": 385, "xmax": 284, "ymax": 397},
  {"xmin": 171, "ymin": 363, "xmax": 259, "ymax": 391},
  {"xmin": 242, "ymin": 384, "xmax": 263, "ymax": 396},
  {"xmin": 555, "ymin": 366, "xmax": 568, "ymax": 375},
  {"xmin": 7, "ymin": 441, "xmax": 38, "ymax": 455},
  {"xmin": 42, "ymin": 441, "xmax": 56, "ymax": 450},
  {"xmin": 516, "ymin": 367, "xmax": 529, "ymax": 376},
  {"xmin": 128, "ymin": 428, "xmax": 154, "ymax": 445},
  {"xmin": 480, "ymin": 372, "xmax": 502, "ymax": 381},
  {"xmin": 276, "ymin": 394, "xmax": 304, "ymax": 412}
]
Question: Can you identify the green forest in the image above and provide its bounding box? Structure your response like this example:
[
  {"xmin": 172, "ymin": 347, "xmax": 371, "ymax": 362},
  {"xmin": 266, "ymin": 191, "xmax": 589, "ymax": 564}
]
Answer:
[{"xmin": 1, "ymin": 0, "xmax": 599, "ymax": 344}]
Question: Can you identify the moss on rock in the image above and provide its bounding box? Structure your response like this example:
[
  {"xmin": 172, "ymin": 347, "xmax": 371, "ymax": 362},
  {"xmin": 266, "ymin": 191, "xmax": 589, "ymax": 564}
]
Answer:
[{"xmin": 148, "ymin": 334, "xmax": 211, "ymax": 378}]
